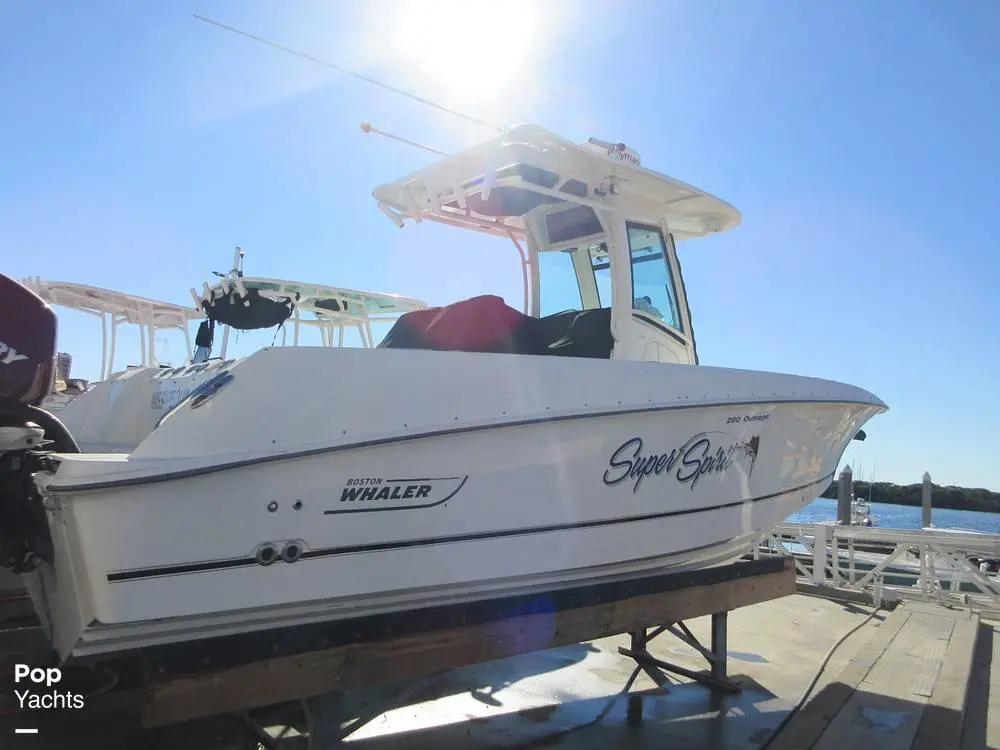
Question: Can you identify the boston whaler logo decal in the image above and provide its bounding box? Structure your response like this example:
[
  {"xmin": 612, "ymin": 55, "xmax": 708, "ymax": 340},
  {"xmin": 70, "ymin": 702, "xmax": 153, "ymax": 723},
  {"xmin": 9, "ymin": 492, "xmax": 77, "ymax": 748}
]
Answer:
[
  {"xmin": 603, "ymin": 432, "xmax": 760, "ymax": 494},
  {"xmin": 324, "ymin": 475, "xmax": 469, "ymax": 514},
  {"xmin": 150, "ymin": 386, "xmax": 194, "ymax": 413}
]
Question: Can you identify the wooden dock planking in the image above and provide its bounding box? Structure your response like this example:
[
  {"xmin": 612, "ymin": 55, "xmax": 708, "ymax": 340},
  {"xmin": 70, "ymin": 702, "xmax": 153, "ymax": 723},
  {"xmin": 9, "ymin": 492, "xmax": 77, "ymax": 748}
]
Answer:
[
  {"xmin": 911, "ymin": 611, "xmax": 979, "ymax": 750},
  {"xmin": 962, "ymin": 619, "xmax": 1000, "ymax": 750},
  {"xmin": 768, "ymin": 600, "xmax": 981, "ymax": 750},
  {"xmin": 815, "ymin": 609, "xmax": 955, "ymax": 750},
  {"xmin": 990, "ymin": 622, "xmax": 1000, "ymax": 750},
  {"xmin": 765, "ymin": 604, "xmax": 912, "ymax": 750}
]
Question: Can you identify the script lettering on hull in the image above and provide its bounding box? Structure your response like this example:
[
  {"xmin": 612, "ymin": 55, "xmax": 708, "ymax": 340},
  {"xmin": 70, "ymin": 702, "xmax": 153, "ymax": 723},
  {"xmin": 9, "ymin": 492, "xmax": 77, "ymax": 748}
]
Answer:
[
  {"xmin": 324, "ymin": 475, "xmax": 469, "ymax": 514},
  {"xmin": 603, "ymin": 432, "xmax": 760, "ymax": 494}
]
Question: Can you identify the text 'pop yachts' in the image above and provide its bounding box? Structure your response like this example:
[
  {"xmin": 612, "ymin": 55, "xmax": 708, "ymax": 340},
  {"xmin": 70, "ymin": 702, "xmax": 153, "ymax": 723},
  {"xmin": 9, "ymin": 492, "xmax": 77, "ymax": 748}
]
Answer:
[{"xmin": 11, "ymin": 664, "xmax": 85, "ymax": 710}]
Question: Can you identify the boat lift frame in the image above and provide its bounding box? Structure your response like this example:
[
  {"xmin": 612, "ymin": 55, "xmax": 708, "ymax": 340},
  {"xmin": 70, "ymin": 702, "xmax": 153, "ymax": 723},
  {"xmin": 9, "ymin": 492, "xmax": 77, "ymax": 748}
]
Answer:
[{"xmin": 112, "ymin": 556, "xmax": 795, "ymax": 748}]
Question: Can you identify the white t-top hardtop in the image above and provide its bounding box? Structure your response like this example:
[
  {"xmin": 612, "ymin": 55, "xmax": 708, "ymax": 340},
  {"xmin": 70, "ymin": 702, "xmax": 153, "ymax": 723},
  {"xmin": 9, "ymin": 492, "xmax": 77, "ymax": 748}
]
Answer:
[
  {"xmin": 372, "ymin": 123, "xmax": 741, "ymax": 241},
  {"xmin": 201, "ymin": 276, "xmax": 427, "ymax": 319},
  {"xmin": 21, "ymin": 278, "xmax": 205, "ymax": 330}
]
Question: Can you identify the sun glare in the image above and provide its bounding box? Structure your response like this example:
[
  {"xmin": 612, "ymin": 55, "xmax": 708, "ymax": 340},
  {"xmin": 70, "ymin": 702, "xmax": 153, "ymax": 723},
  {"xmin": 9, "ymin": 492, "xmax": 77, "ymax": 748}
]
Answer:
[{"xmin": 386, "ymin": 0, "xmax": 548, "ymax": 105}]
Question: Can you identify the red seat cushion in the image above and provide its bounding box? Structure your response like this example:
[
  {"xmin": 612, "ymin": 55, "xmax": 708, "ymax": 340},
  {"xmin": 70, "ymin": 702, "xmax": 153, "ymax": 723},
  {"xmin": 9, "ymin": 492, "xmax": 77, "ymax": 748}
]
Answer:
[{"xmin": 396, "ymin": 295, "xmax": 526, "ymax": 351}]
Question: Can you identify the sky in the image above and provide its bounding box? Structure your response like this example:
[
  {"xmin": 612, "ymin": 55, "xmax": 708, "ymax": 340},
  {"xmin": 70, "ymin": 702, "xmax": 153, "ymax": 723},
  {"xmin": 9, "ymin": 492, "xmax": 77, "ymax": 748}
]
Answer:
[{"xmin": 1, "ymin": 1, "xmax": 998, "ymax": 490}]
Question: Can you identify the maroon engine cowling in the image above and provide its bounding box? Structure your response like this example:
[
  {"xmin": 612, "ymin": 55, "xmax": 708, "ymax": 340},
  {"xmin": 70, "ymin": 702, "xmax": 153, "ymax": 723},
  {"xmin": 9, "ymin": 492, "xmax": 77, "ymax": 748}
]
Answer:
[{"xmin": 0, "ymin": 273, "xmax": 56, "ymax": 407}]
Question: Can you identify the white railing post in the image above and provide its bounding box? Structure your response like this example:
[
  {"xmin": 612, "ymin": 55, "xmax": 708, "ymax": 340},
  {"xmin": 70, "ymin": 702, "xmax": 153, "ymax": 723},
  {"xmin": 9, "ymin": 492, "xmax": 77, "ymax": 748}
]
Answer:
[
  {"xmin": 772, "ymin": 521, "xmax": 999, "ymax": 608},
  {"xmin": 813, "ymin": 523, "xmax": 829, "ymax": 585}
]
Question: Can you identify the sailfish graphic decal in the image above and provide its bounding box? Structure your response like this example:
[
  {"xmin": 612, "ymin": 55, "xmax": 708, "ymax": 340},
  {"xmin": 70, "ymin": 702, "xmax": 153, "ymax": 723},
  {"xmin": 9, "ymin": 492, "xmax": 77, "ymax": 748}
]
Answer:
[{"xmin": 740, "ymin": 435, "xmax": 760, "ymax": 477}]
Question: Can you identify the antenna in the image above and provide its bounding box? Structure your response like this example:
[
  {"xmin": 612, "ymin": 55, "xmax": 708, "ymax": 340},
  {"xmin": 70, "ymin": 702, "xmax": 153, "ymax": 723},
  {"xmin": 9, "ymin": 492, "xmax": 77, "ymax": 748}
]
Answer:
[
  {"xmin": 193, "ymin": 15, "xmax": 505, "ymax": 134},
  {"xmin": 233, "ymin": 246, "xmax": 245, "ymax": 276},
  {"xmin": 360, "ymin": 121, "xmax": 451, "ymax": 157}
]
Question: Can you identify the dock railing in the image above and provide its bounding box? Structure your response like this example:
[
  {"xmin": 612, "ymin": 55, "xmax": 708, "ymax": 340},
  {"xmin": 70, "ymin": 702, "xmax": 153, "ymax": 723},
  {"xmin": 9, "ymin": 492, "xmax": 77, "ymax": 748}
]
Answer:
[{"xmin": 756, "ymin": 521, "xmax": 1000, "ymax": 609}]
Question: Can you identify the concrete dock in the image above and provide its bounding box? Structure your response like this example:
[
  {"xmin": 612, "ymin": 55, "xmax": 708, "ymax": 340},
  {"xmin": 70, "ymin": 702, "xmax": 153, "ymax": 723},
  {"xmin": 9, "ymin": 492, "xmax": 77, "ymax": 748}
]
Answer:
[{"xmin": 2, "ymin": 593, "xmax": 994, "ymax": 749}]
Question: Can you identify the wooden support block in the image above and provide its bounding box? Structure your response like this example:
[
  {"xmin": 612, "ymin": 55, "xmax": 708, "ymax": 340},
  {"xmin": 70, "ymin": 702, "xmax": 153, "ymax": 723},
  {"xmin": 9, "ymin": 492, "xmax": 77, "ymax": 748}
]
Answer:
[{"xmin": 143, "ymin": 558, "xmax": 794, "ymax": 727}]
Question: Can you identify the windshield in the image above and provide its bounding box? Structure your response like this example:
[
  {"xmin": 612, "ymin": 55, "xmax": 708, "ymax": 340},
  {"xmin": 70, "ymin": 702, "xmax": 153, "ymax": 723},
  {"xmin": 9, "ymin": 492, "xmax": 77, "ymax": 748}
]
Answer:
[
  {"xmin": 536, "ymin": 242, "xmax": 614, "ymax": 317},
  {"xmin": 627, "ymin": 224, "xmax": 683, "ymax": 331},
  {"xmin": 589, "ymin": 244, "xmax": 612, "ymax": 307},
  {"xmin": 536, "ymin": 249, "xmax": 583, "ymax": 317}
]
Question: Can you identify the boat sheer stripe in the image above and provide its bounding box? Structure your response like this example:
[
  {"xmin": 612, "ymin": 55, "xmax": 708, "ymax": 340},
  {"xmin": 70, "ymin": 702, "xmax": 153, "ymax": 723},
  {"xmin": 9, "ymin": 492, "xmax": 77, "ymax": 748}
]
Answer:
[
  {"xmin": 50, "ymin": 398, "xmax": 876, "ymax": 493},
  {"xmin": 104, "ymin": 472, "xmax": 833, "ymax": 583}
]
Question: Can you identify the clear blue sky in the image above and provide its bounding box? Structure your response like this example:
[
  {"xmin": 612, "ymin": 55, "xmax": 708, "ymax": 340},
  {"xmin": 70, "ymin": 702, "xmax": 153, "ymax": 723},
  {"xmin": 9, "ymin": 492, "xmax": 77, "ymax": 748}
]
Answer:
[{"xmin": 2, "ymin": 1, "xmax": 998, "ymax": 490}]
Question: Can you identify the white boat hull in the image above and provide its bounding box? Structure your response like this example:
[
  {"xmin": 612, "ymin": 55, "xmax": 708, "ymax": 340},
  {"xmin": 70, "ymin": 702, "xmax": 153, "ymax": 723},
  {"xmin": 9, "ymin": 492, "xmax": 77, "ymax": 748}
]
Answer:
[{"xmin": 23, "ymin": 347, "xmax": 884, "ymax": 661}]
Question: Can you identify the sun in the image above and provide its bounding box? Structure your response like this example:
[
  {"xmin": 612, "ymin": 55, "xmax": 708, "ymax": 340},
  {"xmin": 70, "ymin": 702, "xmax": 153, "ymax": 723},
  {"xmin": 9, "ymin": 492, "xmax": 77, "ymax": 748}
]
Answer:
[{"xmin": 383, "ymin": 0, "xmax": 548, "ymax": 106}]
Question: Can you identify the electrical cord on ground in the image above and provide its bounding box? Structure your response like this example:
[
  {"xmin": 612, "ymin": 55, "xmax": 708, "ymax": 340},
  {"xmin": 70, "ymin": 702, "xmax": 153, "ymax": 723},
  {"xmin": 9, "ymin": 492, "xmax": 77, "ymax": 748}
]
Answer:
[{"xmin": 757, "ymin": 601, "xmax": 883, "ymax": 750}]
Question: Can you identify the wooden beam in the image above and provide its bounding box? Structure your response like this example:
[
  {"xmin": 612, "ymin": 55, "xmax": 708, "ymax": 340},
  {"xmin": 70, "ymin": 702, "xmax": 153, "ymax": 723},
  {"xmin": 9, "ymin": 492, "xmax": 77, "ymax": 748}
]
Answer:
[
  {"xmin": 795, "ymin": 581, "xmax": 900, "ymax": 610},
  {"xmin": 143, "ymin": 557, "xmax": 794, "ymax": 727}
]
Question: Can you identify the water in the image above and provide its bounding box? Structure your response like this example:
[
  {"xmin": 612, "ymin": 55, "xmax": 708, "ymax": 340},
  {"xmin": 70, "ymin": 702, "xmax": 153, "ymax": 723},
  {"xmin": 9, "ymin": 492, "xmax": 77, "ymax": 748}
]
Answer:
[{"xmin": 786, "ymin": 497, "xmax": 1000, "ymax": 534}]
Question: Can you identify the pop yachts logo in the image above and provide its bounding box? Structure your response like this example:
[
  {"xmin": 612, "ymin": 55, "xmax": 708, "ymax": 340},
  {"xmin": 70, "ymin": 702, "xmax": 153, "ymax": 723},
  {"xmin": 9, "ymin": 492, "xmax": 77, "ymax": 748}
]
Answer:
[{"xmin": 603, "ymin": 433, "xmax": 760, "ymax": 494}]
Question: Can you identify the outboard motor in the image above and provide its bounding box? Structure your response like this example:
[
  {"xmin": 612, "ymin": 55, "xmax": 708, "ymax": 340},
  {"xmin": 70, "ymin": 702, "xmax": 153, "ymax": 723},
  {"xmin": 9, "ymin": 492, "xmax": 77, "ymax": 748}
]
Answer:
[
  {"xmin": 0, "ymin": 273, "xmax": 57, "ymax": 406},
  {"xmin": 0, "ymin": 273, "xmax": 76, "ymax": 573}
]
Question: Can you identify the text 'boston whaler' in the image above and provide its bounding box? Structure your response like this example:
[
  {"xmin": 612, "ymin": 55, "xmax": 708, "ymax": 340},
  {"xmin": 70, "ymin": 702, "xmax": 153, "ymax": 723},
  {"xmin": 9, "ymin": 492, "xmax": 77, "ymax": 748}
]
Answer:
[{"xmin": 0, "ymin": 124, "xmax": 886, "ymax": 664}]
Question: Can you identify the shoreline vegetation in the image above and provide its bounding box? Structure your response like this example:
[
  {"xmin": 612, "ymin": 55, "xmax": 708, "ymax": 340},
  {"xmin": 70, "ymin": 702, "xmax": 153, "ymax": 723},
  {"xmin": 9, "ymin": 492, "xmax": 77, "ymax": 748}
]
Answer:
[{"xmin": 818, "ymin": 480, "xmax": 1000, "ymax": 514}]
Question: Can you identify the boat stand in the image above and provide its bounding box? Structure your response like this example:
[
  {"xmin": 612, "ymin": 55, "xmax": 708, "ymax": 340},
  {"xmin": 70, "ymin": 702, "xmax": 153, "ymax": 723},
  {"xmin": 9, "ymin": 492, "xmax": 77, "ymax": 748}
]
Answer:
[
  {"xmin": 236, "ymin": 618, "xmax": 744, "ymax": 749},
  {"xmin": 79, "ymin": 556, "xmax": 794, "ymax": 749},
  {"xmin": 236, "ymin": 622, "xmax": 746, "ymax": 747},
  {"xmin": 302, "ymin": 692, "xmax": 346, "ymax": 750},
  {"xmin": 619, "ymin": 613, "xmax": 741, "ymax": 695},
  {"xmin": 229, "ymin": 694, "xmax": 348, "ymax": 750}
]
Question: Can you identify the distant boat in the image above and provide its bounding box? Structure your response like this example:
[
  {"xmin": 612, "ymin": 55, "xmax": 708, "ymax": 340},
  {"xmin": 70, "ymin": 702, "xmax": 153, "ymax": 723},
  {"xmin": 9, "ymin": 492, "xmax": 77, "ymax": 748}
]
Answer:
[{"xmin": 922, "ymin": 526, "xmax": 988, "ymax": 535}]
